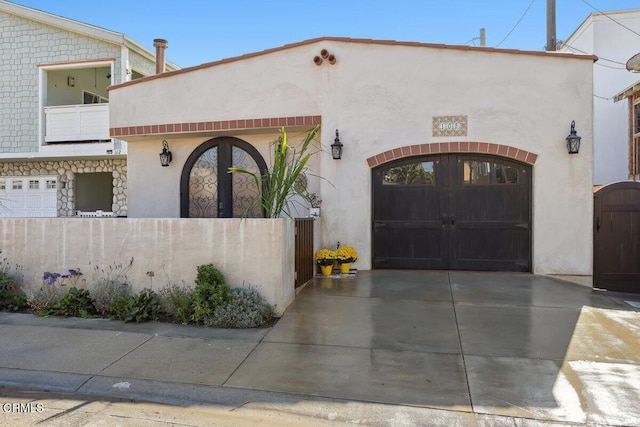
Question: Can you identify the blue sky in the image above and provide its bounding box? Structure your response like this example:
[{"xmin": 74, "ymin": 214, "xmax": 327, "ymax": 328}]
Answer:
[{"xmin": 8, "ymin": 0, "xmax": 640, "ymax": 67}]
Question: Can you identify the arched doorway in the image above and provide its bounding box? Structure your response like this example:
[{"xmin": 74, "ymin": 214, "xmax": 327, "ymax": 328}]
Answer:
[
  {"xmin": 180, "ymin": 137, "xmax": 267, "ymax": 218},
  {"xmin": 372, "ymin": 153, "xmax": 532, "ymax": 271}
]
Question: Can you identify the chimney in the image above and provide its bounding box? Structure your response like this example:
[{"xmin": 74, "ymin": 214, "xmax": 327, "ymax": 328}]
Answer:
[
  {"xmin": 153, "ymin": 38, "xmax": 168, "ymax": 74},
  {"xmin": 480, "ymin": 28, "xmax": 486, "ymax": 47}
]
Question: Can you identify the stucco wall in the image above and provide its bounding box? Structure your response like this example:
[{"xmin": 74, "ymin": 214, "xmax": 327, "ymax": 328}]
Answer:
[
  {"xmin": 110, "ymin": 40, "xmax": 595, "ymax": 276},
  {"xmin": 0, "ymin": 218, "xmax": 295, "ymax": 314}
]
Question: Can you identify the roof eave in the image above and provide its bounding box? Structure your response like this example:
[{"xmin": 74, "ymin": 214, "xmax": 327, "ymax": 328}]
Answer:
[{"xmin": 613, "ymin": 79, "xmax": 640, "ymax": 102}]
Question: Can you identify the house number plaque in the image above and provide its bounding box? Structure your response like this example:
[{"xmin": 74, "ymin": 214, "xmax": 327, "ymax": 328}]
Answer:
[{"xmin": 432, "ymin": 115, "xmax": 468, "ymax": 137}]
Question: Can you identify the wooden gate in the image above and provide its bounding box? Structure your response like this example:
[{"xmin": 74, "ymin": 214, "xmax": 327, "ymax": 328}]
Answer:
[
  {"xmin": 594, "ymin": 182, "xmax": 640, "ymax": 293},
  {"xmin": 294, "ymin": 217, "xmax": 314, "ymax": 288}
]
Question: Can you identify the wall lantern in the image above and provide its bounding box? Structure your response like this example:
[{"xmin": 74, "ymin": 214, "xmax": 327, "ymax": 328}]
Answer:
[
  {"xmin": 565, "ymin": 120, "xmax": 581, "ymax": 154},
  {"xmin": 159, "ymin": 140, "xmax": 172, "ymax": 166},
  {"xmin": 331, "ymin": 129, "xmax": 343, "ymax": 160}
]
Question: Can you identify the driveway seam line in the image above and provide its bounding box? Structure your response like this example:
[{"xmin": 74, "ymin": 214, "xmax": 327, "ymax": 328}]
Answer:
[
  {"xmin": 448, "ymin": 271, "xmax": 474, "ymax": 411},
  {"xmin": 97, "ymin": 334, "xmax": 155, "ymax": 374}
]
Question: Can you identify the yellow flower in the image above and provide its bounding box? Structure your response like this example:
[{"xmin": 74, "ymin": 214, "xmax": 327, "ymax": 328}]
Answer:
[
  {"xmin": 335, "ymin": 246, "xmax": 359, "ymax": 263},
  {"xmin": 315, "ymin": 249, "xmax": 336, "ymax": 266}
]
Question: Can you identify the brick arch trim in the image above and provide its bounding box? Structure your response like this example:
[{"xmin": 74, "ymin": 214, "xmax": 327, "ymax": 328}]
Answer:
[{"xmin": 366, "ymin": 142, "xmax": 538, "ymax": 168}]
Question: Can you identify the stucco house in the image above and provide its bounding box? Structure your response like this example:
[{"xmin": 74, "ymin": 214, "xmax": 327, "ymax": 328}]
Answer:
[
  {"xmin": 108, "ymin": 37, "xmax": 596, "ymax": 280},
  {"xmin": 0, "ymin": 0, "xmax": 177, "ymax": 218},
  {"xmin": 560, "ymin": 8, "xmax": 640, "ymax": 185}
]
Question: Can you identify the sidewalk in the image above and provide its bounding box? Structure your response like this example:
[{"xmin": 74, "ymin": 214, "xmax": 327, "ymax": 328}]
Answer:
[{"xmin": 1, "ymin": 271, "xmax": 640, "ymax": 426}]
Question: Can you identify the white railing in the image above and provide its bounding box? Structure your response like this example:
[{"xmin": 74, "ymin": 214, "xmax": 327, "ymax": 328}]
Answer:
[{"xmin": 44, "ymin": 103, "xmax": 110, "ymax": 142}]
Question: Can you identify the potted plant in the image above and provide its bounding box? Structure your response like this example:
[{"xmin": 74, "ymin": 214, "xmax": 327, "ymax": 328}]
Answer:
[
  {"xmin": 315, "ymin": 249, "xmax": 336, "ymax": 276},
  {"xmin": 335, "ymin": 246, "xmax": 359, "ymax": 273}
]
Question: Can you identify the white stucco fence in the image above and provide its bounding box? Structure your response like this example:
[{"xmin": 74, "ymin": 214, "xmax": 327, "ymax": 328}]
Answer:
[{"xmin": 0, "ymin": 218, "xmax": 295, "ymax": 315}]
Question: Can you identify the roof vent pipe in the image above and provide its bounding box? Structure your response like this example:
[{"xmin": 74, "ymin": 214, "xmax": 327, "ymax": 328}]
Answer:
[{"xmin": 153, "ymin": 38, "xmax": 168, "ymax": 74}]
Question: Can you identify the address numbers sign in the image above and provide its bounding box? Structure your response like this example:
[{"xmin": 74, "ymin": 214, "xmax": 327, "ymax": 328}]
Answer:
[{"xmin": 432, "ymin": 115, "xmax": 468, "ymax": 137}]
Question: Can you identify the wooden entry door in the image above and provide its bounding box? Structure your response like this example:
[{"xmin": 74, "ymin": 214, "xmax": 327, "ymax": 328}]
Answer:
[
  {"xmin": 372, "ymin": 154, "xmax": 531, "ymax": 271},
  {"xmin": 594, "ymin": 182, "xmax": 640, "ymax": 293}
]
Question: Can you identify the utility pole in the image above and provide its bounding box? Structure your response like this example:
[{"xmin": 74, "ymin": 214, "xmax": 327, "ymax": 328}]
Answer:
[
  {"xmin": 546, "ymin": 0, "xmax": 556, "ymax": 51},
  {"xmin": 480, "ymin": 28, "xmax": 486, "ymax": 47}
]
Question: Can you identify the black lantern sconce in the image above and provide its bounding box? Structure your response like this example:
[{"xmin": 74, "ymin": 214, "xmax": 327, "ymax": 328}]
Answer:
[
  {"xmin": 331, "ymin": 129, "xmax": 343, "ymax": 160},
  {"xmin": 159, "ymin": 140, "xmax": 172, "ymax": 166},
  {"xmin": 565, "ymin": 121, "xmax": 581, "ymax": 154}
]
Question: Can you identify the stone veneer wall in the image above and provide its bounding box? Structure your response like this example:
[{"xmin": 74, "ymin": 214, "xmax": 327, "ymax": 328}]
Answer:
[{"xmin": 0, "ymin": 159, "xmax": 127, "ymax": 217}]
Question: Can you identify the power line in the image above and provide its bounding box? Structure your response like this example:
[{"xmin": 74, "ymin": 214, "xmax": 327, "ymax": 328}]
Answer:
[
  {"xmin": 581, "ymin": 0, "xmax": 640, "ymax": 38},
  {"xmin": 595, "ymin": 62, "xmax": 627, "ymax": 70},
  {"xmin": 561, "ymin": 43, "xmax": 628, "ymax": 65},
  {"xmin": 496, "ymin": 0, "xmax": 537, "ymax": 48}
]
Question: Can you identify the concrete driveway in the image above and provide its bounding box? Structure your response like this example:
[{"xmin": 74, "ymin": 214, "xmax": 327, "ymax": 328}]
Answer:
[
  {"xmin": 1, "ymin": 271, "xmax": 639, "ymax": 426},
  {"xmin": 229, "ymin": 271, "xmax": 640, "ymax": 425}
]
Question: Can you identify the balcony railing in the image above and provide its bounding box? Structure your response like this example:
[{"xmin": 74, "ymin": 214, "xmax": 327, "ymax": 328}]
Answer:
[{"xmin": 44, "ymin": 103, "xmax": 110, "ymax": 143}]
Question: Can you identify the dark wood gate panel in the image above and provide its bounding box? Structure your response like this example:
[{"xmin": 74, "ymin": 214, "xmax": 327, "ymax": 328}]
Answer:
[
  {"xmin": 294, "ymin": 217, "xmax": 314, "ymax": 288},
  {"xmin": 594, "ymin": 182, "xmax": 640, "ymax": 293},
  {"xmin": 373, "ymin": 154, "xmax": 531, "ymax": 272}
]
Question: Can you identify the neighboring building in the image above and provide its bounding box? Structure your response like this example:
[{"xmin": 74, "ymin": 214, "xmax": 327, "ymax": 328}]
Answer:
[
  {"xmin": 0, "ymin": 0, "xmax": 177, "ymax": 217},
  {"xmin": 613, "ymin": 80, "xmax": 640, "ymax": 181},
  {"xmin": 560, "ymin": 8, "xmax": 640, "ymax": 185},
  {"xmin": 109, "ymin": 38, "xmax": 595, "ymax": 276}
]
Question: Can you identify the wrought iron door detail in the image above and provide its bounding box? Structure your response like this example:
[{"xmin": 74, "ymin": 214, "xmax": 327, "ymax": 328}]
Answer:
[
  {"xmin": 231, "ymin": 146, "xmax": 262, "ymax": 217},
  {"xmin": 181, "ymin": 137, "xmax": 268, "ymax": 218},
  {"xmin": 189, "ymin": 147, "xmax": 218, "ymax": 218}
]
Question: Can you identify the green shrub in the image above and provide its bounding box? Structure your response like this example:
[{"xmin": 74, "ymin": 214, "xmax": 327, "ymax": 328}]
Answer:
[
  {"xmin": 191, "ymin": 264, "xmax": 231, "ymax": 324},
  {"xmin": 0, "ymin": 274, "xmax": 26, "ymax": 312},
  {"xmin": 59, "ymin": 287, "xmax": 98, "ymax": 318},
  {"xmin": 89, "ymin": 259, "xmax": 133, "ymax": 315},
  {"xmin": 91, "ymin": 280, "xmax": 131, "ymax": 316},
  {"xmin": 110, "ymin": 289, "xmax": 162, "ymax": 323},
  {"xmin": 206, "ymin": 287, "xmax": 275, "ymax": 328},
  {"xmin": 27, "ymin": 284, "xmax": 64, "ymax": 316},
  {"xmin": 158, "ymin": 283, "xmax": 194, "ymax": 325},
  {"xmin": 0, "ymin": 253, "xmax": 27, "ymax": 312},
  {"xmin": 0, "ymin": 283, "xmax": 28, "ymax": 312}
]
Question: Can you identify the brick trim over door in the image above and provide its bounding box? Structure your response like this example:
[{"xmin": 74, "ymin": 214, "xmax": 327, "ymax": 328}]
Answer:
[
  {"xmin": 366, "ymin": 142, "xmax": 538, "ymax": 168},
  {"xmin": 110, "ymin": 115, "xmax": 322, "ymax": 138}
]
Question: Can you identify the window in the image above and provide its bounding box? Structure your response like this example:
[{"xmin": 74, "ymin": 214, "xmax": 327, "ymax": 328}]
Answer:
[
  {"xmin": 12, "ymin": 181, "xmax": 22, "ymax": 190},
  {"xmin": 382, "ymin": 161, "xmax": 435, "ymax": 185},
  {"xmin": 29, "ymin": 180, "xmax": 39, "ymax": 190},
  {"xmin": 46, "ymin": 180, "xmax": 57, "ymax": 190},
  {"xmin": 635, "ymin": 103, "xmax": 640, "ymax": 134},
  {"xmin": 464, "ymin": 160, "xmax": 519, "ymax": 185},
  {"xmin": 0, "ymin": 180, "xmax": 5, "ymax": 190}
]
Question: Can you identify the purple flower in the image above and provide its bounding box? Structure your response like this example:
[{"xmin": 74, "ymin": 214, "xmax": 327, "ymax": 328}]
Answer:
[
  {"xmin": 68, "ymin": 269, "xmax": 82, "ymax": 276},
  {"xmin": 43, "ymin": 271, "xmax": 62, "ymax": 286}
]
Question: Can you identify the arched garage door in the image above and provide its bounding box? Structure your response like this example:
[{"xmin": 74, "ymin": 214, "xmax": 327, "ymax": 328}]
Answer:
[{"xmin": 372, "ymin": 154, "xmax": 531, "ymax": 271}]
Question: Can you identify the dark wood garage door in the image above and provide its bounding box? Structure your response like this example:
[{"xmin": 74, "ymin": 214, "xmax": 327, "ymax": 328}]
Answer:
[
  {"xmin": 594, "ymin": 182, "xmax": 640, "ymax": 293},
  {"xmin": 373, "ymin": 154, "xmax": 531, "ymax": 271}
]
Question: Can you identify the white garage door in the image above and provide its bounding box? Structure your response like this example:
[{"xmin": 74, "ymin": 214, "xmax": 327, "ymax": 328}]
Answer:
[{"xmin": 0, "ymin": 176, "xmax": 58, "ymax": 217}]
